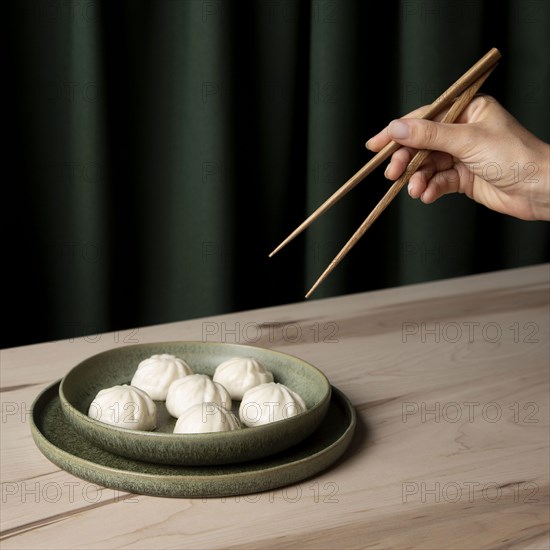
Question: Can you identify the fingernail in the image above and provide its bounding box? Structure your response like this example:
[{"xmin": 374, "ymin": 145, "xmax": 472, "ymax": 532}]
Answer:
[
  {"xmin": 388, "ymin": 120, "xmax": 410, "ymax": 139},
  {"xmin": 365, "ymin": 140, "xmax": 372, "ymax": 150},
  {"xmin": 384, "ymin": 165, "xmax": 390, "ymax": 179},
  {"xmin": 407, "ymin": 182, "xmax": 413, "ymax": 195}
]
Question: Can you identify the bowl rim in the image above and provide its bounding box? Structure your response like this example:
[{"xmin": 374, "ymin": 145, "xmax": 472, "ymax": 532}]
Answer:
[{"xmin": 58, "ymin": 340, "xmax": 332, "ymax": 443}]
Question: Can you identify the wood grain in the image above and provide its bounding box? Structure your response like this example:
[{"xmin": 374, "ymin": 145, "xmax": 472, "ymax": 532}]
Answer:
[{"xmin": 1, "ymin": 264, "xmax": 548, "ymax": 549}]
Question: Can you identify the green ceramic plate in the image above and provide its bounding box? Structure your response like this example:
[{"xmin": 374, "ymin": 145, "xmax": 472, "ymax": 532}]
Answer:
[
  {"xmin": 59, "ymin": 342, "xmax": 332, "ymax": 466},
  {"xmin": 31, "ymin": 381, "xmax": 356, "ymax": 498}
]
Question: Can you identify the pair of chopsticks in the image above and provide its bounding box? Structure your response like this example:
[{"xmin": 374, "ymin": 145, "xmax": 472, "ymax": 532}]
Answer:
[{"xmin": 269, "ymin": 47, "xmax": 501, "ymax": 298}]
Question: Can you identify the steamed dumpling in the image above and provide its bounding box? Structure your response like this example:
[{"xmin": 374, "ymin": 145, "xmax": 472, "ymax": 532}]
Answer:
[
  {"xmin": 173, "ymin": 402, "xmax": 241, "ymax": 434},
  {"xmin": 213, "ymin": 357, "xmax": 274, "ymax": 400},
  {"xmin": 239, "ymin": 382, "xmax": 306, "ymax": 427},
  {"xmin": 88, "ymin": 384, "xmax": 156, "ymax": 431},
  {"xmin": 131, "ymin": 353, "xmax": 192, "ymax": 400},
  {"xmin": 166, "ymin": 374, "xmax": 232, "ymax": 418}
]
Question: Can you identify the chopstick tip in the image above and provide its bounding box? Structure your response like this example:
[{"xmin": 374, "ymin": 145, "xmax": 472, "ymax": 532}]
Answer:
[
  {"xmin": 305, "ymin": 278, "xmax": 323, "ymax": 299},
  {"xmin": 269, "ymin": 238, "xmax": 290, "ymax": 258}
]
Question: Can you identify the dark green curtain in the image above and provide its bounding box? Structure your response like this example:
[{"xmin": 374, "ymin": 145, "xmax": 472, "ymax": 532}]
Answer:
[{"xmin": 5, "ymin": 0, "xmax": 549, "ymax": 348}]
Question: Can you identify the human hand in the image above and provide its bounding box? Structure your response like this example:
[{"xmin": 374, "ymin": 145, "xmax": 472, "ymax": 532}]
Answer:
[{"xmin": 366, "ymin": 95, "xmax": 550, "ymax": 221}]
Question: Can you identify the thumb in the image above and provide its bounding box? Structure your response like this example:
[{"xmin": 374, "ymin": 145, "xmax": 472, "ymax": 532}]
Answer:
[{"xmin": 387, "ymin": 118, "xmax": 473, "ymax": 159}]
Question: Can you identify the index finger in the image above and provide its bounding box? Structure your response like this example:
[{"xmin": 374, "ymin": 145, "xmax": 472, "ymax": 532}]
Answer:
[{"xmin": 365, "ymin": 104, "xmax": 449, "ymax": 152}]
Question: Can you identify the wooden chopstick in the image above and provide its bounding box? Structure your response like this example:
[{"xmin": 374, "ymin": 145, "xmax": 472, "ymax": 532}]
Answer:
[
  {"xmin": 268, "ymin": 47, "xmax": 501, "ymax": 259},
  {"xmin": 304, "ymin": 64, "xmax": 497, "ymax": 298}
]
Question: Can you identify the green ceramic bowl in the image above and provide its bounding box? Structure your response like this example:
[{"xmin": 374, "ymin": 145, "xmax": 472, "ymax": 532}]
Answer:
[{"xmin": 59, "ymin": 341, "xmax": 331, "ymax": 466}]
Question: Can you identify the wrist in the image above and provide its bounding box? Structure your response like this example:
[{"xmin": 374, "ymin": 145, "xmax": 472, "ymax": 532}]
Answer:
[{"xmin": 529, "ymin": 141, "xmax": 550, "ymax": 221}]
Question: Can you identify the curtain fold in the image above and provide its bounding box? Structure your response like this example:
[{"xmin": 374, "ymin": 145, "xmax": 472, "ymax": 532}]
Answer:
[
  {"xmin": 4, "ymin": 0, "xmax": 549, "ymax": 348},
  {"xmin": 395, "ymin": 0, "xmax": 484, "ymax": 284},
  {"xmin": 304, "ymin": 0, "xmax": 361, "ymax": 297},
  {"xmin": 135, "ymin": 1, "xmax": 235, "ymax": 323}
]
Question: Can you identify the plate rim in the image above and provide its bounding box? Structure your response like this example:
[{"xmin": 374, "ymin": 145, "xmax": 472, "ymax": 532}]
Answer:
[{"xmin": 31, "ymin": 380, "xmax": 357, "ymax": 496}]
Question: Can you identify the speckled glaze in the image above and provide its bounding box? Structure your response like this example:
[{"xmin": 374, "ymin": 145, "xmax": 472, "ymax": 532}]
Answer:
[
  {"xmin": 31, "ymin": 381, "xmax": 356, "ymax": 498},
  {"xmin": 58, "ymin": 342, "xmax": 332, "ymax": 466}
]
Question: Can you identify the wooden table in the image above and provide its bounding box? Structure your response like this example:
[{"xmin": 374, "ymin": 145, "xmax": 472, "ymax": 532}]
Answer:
[{"xmin": 2, "ymin": 264, "xmax": 549, "ymax": 549}]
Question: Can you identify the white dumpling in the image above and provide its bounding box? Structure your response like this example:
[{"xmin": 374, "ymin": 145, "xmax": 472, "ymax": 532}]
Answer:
[
  {"xmin": 213, "ymin": 357, "xmax": 274, "ymax": 400},
  {"xmin": 165, "ymin": 374, "xmax": 232, "ymax": 418},
  {"xmin": 88, "ymin": 384, "xmax": 156, "ymax": 431},
  {"xmin": 173, "ymin": 402, "xmax": 241, "ymax": 434},
  {"xmin": 131, "ymin": 353, "xmax": 192, "ymax": 400},
  {"xmin": 239, "ymin": 382, "xmax": 306, "ymax": 427}
]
